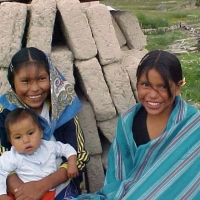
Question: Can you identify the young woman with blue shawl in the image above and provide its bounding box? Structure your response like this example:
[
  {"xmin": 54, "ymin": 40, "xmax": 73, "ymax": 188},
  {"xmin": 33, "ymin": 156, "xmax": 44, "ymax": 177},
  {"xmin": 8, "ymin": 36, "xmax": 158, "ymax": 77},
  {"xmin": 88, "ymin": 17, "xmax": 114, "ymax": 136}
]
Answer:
[
  {"xmin": 0, "ymin": 47, "xmax": 90, "ymax": 200},
  {"xmin": 76, "ymin": 50, "xmax": 200, "ymax": 200}
]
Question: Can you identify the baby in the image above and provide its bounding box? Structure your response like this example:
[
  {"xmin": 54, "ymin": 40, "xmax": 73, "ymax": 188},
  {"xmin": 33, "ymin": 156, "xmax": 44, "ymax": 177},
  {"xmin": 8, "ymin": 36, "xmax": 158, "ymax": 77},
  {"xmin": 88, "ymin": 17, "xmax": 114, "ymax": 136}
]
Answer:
[{"xmin": 0, "ymin": 108, "xmax": 78, "ymax": 200}]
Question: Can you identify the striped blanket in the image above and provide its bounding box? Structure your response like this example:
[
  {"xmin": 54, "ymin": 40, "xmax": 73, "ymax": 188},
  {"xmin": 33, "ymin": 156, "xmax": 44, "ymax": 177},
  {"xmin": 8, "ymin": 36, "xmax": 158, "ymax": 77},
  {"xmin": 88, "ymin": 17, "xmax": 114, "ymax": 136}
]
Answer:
[{"xmin": 76, "ymin": 96, "xmax": 200, "ymax": 199}]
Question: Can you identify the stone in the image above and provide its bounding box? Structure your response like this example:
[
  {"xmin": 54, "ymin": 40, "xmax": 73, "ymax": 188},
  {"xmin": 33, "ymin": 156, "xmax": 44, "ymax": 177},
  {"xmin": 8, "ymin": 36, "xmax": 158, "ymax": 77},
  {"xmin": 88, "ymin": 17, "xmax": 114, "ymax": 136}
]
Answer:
[
  {"xmin": 111, "ymin": 10, "xmax": 147, "ymax": 50},
  {"xmin": 78, "ymin": 93, "xmax": 102, "ymax": 155},
  {"xmin": 85, "ymin": 154, "xmax": 105, "ymax": 192},
  {"xmin": 121, "ymin": 50, "xmax": 142, "ymax": 93},
  {"xmin": 0, "ymin": 68, "xmax": 9, "ymax": 95},
  {"xmin": 56, "ymin": 0, "xmax": 97, "ymax": 60},
  {"xmin": 50, "ymin": 46, "xmax": 75, "ymax": 84},
  {"xmin": 80, "ymin": 0, "xmax": 99, "ymax": 11},
  {"xmin": 111, "ymin": 14, "xmax": 126, "ymax": 48},
  {"xmin": 0, "ymin": 2, "xmax": 27, "ymax": 68},
  {"xmin": 26, "ymin": 0, "xmax": 56, "ymax": 54},
  {"xmin": 103, "ymin": 62, "xmax": 136, "ymax": 114},
  {"xmin": 97, "ymin": 116, "xmax": 118, "ymax": 143},
  {"xmin": 85, "ymin": 4, "xmax": 122, "ymax": 65},
  {"xmin": 75, "ymin": 58, "xmax": 116, "ymax": 121}
]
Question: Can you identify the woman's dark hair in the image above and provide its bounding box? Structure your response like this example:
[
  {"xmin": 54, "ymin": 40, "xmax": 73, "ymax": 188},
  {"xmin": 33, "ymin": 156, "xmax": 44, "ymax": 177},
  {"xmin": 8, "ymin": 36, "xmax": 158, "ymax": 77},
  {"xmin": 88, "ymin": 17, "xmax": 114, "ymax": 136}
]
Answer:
[
  {"xmin": 7, "ymin": 47, "xmax": 49, "ymax": 90},
  {"xmin": 136, "ymin": 50, "xmax": 183, "ymax": 97},
  {"xmin": 5, "ymin": 108, "xmax": 43, "ymax": 140}
]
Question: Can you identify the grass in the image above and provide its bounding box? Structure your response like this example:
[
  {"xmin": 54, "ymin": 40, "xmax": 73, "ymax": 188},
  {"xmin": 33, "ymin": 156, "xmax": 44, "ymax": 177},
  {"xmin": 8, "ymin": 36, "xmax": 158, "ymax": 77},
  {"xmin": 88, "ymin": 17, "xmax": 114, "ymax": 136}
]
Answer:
[
  {"xmin": 145, "ymin": 30, "xmax": 188, "ymax": 50},
  {"xmin": 103, "ymin": 0, "xmax": 200, "ymax": 105},
  {"xmin": 104, "ymin": 0, "xmax": 199, "ymax": 28},
  {"xmin": 178, "ymin": 52, "xmax": 200, "ymax": 105}
]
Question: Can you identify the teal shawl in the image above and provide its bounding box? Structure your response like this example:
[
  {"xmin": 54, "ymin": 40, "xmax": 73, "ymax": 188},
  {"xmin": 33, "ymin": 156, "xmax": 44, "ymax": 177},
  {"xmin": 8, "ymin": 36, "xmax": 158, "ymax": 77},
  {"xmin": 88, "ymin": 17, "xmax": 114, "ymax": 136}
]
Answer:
[{"xmin": 76, "ymin": 96, "xmax": 200, "ymax": 199}]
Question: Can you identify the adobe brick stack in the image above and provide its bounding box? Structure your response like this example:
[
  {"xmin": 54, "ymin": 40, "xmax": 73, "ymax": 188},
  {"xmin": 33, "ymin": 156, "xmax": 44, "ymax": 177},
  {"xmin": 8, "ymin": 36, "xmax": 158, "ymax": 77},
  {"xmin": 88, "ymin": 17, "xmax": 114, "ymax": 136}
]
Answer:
[{"xmin": 0, "ymin": 0, "xmax": 147, "ymax": 193}]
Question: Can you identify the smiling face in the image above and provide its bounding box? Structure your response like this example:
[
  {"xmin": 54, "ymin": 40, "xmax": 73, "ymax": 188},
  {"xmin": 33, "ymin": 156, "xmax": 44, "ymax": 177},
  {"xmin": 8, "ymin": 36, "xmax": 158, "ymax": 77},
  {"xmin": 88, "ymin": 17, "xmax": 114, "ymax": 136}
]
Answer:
[
  {"xmin": 137, "ymin": 68, "xmax": 182, "ymax": 118},
  {"xmin": 9, "ymin": 115, "xmax": 43, "ymax": 155},
  {"xmin": 13, "ymin": 65, "xmax": 50, "ymax": 114}
]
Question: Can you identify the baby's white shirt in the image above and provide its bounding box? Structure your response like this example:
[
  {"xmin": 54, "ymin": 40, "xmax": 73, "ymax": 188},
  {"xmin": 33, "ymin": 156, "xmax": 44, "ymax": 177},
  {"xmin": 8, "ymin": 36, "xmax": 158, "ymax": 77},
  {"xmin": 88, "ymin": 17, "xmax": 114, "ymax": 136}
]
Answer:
[{"xmin": 0, "ymin": 140, "xmax": 76, "ymax": 195}]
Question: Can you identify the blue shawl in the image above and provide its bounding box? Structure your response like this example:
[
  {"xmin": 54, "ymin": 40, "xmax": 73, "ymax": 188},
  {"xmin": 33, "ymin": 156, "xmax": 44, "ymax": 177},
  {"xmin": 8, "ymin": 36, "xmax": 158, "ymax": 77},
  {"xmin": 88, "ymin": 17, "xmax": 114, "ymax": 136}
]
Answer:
[
  {"xmin": 0, "ymin": 56, "xmax": 82, "ymax": 141},
  {"xmin": 76, "ymin": 96, "xmax": 200, "ymax": 199}
]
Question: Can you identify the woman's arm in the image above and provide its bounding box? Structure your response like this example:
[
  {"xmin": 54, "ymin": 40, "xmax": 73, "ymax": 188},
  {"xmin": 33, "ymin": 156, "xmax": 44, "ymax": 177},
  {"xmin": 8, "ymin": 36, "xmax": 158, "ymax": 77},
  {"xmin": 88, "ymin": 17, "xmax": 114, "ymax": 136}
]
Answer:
[
  {"xmin": 11, "ymin": 167, "xmax": 69, "ymax": 200},
  {"xmin": 6, "ymin": 173, "xmax": 23, "ymax": 195},
  {"xmin": 74, "ymin": 116, "xmax": 90, "ymax": 170},
  {"xmin": 0, "ymin": 194, "xmax": 12, "ymax": 200}
]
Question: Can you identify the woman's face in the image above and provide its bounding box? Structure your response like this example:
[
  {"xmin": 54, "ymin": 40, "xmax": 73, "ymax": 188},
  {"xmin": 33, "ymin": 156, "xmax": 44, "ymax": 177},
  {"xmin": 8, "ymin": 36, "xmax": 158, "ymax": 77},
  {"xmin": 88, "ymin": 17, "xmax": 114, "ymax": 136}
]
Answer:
[
  {"xmin": 13, "ymin": 65, "xmax": 50, "ymax": 114},
  {"xmin": 137, "ymin": 68, "xmax": 181, "ymax": 117}
]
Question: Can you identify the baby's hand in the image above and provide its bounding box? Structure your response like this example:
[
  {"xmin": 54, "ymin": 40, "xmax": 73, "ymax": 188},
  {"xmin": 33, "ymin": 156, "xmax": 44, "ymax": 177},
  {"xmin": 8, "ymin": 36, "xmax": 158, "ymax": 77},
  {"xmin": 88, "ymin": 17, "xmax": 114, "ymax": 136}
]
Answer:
[
  {"xmin": 67, "ymin": 163, "xmax": 79, "ymax": 178},
  {"xmin": 0, "ymin": 194, "xmax": 12, "ymax": 200},
  {"xmin": 66, "ymin": 155, "xmax": 79, "ymax": 178}
]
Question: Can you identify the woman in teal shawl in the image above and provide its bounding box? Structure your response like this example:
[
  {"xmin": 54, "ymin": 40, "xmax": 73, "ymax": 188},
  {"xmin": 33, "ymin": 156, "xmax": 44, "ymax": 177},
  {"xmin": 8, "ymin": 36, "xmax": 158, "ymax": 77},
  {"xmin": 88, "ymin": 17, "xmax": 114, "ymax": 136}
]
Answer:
[{"xmin": 76, "ymin": 50, "xmax": 200, "ymax": 199}]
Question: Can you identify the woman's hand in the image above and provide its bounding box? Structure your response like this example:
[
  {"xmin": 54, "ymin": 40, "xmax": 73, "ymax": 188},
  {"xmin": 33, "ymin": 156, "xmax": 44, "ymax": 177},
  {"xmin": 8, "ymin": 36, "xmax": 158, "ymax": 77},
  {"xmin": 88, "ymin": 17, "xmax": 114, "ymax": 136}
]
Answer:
[
  {"xmin": 8, "ymin": 168, "xmax": 68, "ymax": 200},
  {"xmin": 6, "ymin": 173, "xmax": 23, "ymax": 195},
  {"xmin": 14, "ymin": 181, "xmax": 46, "ymax": 200},
  {"xmin": 0, "ymin": 194, "xmax": 12, "ymax": 200},
  {"xmin": 7, "ymin": 174, "xmax": 46, "ymax": 200}
]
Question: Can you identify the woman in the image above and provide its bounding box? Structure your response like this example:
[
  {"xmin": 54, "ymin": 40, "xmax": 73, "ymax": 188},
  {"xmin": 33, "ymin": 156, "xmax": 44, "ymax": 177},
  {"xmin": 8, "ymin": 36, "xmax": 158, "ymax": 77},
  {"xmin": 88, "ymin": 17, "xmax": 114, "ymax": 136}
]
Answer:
[
  {"xmin": 0, "ymin": 47, "xmax": 90, "ymax": 200},
  {"xmin": 76, "ymin": 50, "xmax": 200, "ymax": 199}
]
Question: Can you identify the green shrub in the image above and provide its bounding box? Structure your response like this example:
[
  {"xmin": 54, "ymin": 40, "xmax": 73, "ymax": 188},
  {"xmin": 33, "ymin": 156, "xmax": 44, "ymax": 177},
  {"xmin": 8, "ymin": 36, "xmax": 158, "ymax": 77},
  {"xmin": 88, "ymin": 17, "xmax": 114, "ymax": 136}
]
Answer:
[
  {"xmin": 137, "ymin": 13, "xmax": 169, "ymax": 29},
  {"xmin": 178, "ymin": 53, "xmax": 200, "ymax": 104},
  {"xmin": 195, "ymin": 0, "xmax": 200, "ymax": 6}
]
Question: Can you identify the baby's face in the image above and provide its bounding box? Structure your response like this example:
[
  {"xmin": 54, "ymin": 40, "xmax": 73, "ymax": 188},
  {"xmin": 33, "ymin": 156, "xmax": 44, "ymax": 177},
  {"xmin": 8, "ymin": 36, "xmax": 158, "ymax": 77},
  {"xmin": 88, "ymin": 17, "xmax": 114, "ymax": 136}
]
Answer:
[{"xmin": 9, "ymin": 116, "xmax": 43, "ymax": 154}]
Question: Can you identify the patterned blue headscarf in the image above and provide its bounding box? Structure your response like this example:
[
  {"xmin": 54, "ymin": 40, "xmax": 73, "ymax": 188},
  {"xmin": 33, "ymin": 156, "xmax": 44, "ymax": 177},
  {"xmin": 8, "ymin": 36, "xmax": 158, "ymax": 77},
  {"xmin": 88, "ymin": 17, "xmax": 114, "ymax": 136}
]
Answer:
[{"xmin": 0, "ymin": 54, "xmax": 82, "ymax": 140}]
